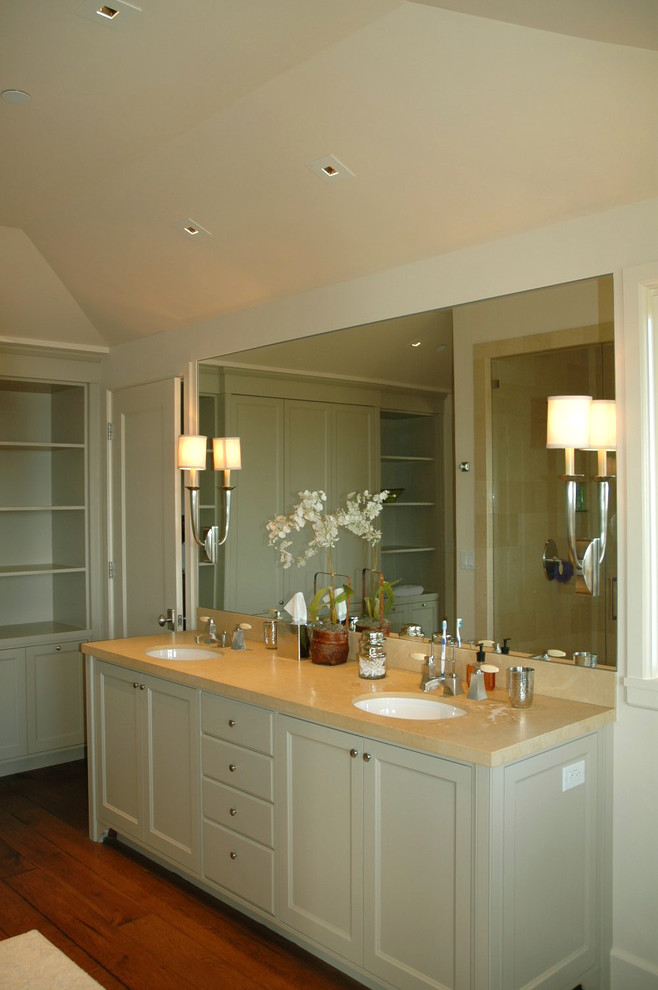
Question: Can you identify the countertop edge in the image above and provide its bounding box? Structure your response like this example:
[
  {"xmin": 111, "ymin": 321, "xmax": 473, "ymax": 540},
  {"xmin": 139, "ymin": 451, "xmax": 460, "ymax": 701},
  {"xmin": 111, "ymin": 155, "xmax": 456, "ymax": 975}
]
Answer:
[{"xmin": 82, "ymin": 637, "xmax": 616, "ymax": 769}]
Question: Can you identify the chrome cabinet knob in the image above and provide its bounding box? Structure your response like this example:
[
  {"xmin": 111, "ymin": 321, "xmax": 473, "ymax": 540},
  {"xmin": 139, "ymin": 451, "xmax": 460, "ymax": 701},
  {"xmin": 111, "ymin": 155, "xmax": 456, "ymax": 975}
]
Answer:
[
  {"xmin": 133, "ymin": 682, "xmax": 139, "ymax": 689},
  {"xmin": 229, "ymin": 807, "xmax": 238, "ymax": 816},
  {"xmin": 229, "ymin": 763, "xmax": 237, "ymax": 773},
  {"xmin": 139, "ymin": 683, "xmax": 145, "ymax": 690},
  {"xmin": 228, "ymin": 719, "xmax": 236, "ymax": 727},
  {"xmin": 229, "ymin": 851, "xmax": 238, "ymax": 860},
  {"xmin": 349, "ymin": 748, "xmax": 359, "ymax": 759},
  {"xmin": 363, "ymin": 752, "xmax": 372, "ymax": 762}
]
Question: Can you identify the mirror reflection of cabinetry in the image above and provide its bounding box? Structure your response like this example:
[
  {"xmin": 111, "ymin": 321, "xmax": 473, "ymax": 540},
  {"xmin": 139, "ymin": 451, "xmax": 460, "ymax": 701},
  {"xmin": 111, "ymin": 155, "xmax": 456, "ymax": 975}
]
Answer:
[
  {"xmin": 198, "ymin": 368, "xmax": 378, "ymax": 615},
  {"xmin": 197, "ymin": 369, "xmax": 450, "ymax": 626},
  {"xmin": 379, "ymin": 404, "xmax": 443, "ymax": 634}
]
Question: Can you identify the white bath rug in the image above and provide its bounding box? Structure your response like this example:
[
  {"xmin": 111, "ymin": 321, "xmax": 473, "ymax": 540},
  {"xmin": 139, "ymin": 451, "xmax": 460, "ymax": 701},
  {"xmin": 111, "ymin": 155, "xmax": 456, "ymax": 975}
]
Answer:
[{"xmin": 0, "ymin": 929, "xmax": 104, "ymax": 989}]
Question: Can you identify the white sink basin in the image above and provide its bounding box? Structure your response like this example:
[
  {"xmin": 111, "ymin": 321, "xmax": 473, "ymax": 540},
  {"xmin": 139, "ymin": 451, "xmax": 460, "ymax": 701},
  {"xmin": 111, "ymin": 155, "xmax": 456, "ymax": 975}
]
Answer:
[
  {"xmin": 353, "ymin": 694, "xmax": 466, "ymax": 720},
  {"xmin": 146, "ymin": 647, "xmax": 220, "ymax": 661}
]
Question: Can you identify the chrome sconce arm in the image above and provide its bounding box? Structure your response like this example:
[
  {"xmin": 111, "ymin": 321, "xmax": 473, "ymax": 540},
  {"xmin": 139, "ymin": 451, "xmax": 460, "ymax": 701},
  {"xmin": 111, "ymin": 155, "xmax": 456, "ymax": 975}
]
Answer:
[{"xmin": 178, "ymin": 435, "xmax": 241, "ymax": 565}]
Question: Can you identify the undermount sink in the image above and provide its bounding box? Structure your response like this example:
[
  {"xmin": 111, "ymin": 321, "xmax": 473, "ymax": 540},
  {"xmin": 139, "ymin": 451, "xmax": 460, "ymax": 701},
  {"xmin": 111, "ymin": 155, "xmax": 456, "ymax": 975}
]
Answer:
[
  {"xmin": 146, "ymin": 647, "xmax": 220, "ymax": 661},
  {"xmin": 353, "ymin": 694, "xmax": 466, "ymax": 720}
]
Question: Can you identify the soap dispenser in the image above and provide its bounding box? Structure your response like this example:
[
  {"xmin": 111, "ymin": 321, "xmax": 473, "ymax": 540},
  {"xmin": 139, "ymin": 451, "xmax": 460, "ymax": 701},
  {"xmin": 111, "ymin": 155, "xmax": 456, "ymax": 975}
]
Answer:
[
  {"xmin": 467, "ymin": 645, "xmax": 489, "ymax": 701},
  {"xmin": 231, "ymin": 622, "xmax": 251, "ymax": 650}
]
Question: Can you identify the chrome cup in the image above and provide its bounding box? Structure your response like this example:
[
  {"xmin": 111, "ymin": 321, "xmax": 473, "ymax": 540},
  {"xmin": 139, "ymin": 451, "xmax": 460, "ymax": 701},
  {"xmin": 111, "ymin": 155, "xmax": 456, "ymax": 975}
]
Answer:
[{"xmin": 507, "ymin": 666, "xmax": 535, "ymax": 708}]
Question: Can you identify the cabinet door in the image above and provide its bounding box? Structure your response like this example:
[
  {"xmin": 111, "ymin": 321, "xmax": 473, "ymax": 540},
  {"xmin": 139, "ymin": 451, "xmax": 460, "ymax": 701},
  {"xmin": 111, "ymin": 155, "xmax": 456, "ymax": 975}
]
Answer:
[
  {"xmin": 94, "ymin": 660, "xmax": 144, "ymax": 840},
  {"xmin": 93, "ymin": 660, "xmax": 201, "ymax": 872},
  {"xmin": 26, "ymin": 643, "xmax": 84, "ymax": 754},
  {"xmin": 143, "ymin": 676, "xmax": 200, "ymax": 872},
  {"xmin": 224, "ymin": 394, "xmax": 285, "ymax": 613},
  {"xmin": 363, "ymin": 740, "xmax": 472, "ymax": 990},
  {"xmin": 0, "ymin": 649, "xmax": 27, "ymax": 762},
  {"xmin": 284, "ymin": 400, "xmax": 332, "ymax": 606},
  {"xmin": 407, "ymin": 598, "xmax": 438, "ymax": 636},
  {"xmin": 277, "ymin": 716, "xmax": 364, "ymax": 965}
]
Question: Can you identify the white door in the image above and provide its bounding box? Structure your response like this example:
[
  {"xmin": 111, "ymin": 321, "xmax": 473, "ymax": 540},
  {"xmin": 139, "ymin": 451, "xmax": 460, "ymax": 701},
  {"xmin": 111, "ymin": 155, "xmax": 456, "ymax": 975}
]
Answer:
[{"xmin": 109, "ymin": 379, "xmax": 182, "ymax": 637}]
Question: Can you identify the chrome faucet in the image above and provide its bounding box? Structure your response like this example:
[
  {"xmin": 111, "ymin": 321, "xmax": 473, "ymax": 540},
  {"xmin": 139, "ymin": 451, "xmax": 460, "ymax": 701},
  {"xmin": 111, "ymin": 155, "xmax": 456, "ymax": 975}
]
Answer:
[
  {"xmin": 419, "ymin": 632, "xmax": 445, "ymax": 692},
  {"xmin": 196, "ymin": 615, "xmax": 219, "ymax": 646}
]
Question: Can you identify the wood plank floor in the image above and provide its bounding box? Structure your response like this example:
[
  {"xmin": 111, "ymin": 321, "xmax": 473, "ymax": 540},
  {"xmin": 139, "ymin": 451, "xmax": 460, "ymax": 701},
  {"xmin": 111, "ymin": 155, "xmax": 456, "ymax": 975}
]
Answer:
[{"xmin": 0, "ymin": 761, "xmax": 367, "ymax": 989}]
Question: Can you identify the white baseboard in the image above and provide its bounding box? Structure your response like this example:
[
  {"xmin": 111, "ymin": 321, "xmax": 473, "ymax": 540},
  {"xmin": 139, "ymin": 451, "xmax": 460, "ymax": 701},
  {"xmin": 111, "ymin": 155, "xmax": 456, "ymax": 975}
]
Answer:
[{"xmin": 611, "ymin": 948, "xmax": 658, "ymax": 989}]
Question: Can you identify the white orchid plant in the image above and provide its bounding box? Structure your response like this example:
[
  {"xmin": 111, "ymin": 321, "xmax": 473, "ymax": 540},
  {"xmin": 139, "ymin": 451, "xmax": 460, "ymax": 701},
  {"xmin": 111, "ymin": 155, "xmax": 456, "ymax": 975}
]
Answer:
[{"xmin": 266, "ymin": 489, "xmax": 388, "ymax": 627}]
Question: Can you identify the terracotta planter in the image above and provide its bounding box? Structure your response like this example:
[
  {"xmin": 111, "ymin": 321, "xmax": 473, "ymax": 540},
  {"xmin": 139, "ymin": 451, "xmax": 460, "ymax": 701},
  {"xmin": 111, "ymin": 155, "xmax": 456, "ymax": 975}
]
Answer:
[{"xmin": 310, "ymin": 626, "xmax": 349, "ymax": 666}]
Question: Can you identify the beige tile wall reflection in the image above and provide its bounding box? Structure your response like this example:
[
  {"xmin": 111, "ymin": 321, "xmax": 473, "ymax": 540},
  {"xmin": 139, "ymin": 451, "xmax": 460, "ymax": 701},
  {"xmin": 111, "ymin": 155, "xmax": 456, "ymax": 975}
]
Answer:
[{"xmin": 475, "ymin": 326, "xmax": 616, "ymax": 665}]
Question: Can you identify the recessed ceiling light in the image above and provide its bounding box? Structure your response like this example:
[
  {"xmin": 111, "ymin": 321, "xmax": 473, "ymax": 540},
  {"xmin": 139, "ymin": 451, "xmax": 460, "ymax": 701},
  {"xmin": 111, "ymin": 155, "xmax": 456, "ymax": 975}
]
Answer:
[
  {"xmin": 1, "ymin": 89, "xmax": 31, "ymax": 105},
  {"xmin": 76, "ymin": 0, "xmax": 141, "ymax": 29},
  {"xmin": 306, "ymin": 154, "xmax": 355, "ymax": 184},
  {"xmin": 173, "ymin": 218, "xmax": 212, "ymax": 240}
]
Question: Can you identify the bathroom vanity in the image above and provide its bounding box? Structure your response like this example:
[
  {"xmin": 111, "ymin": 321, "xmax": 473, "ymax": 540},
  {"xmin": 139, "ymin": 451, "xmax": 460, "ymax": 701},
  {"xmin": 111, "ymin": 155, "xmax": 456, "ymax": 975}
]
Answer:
[{"xmin": 83, "ymin": 635, "xmax": 614, "ymax": 990}]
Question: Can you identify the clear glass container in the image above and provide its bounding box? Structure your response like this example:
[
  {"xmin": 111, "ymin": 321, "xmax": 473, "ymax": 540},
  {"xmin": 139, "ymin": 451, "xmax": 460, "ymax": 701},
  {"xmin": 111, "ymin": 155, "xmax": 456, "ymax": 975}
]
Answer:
[{"xmin": 358, "ymin": 629, "xmax": 387, "ymax": 679}]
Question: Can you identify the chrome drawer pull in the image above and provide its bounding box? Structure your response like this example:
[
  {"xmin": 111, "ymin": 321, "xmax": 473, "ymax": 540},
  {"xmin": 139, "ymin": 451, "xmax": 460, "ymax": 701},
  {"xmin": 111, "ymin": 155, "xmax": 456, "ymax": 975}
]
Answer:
[{"xmin": 229, "ymin": 763, "xmax": 237, "ymax": 773}]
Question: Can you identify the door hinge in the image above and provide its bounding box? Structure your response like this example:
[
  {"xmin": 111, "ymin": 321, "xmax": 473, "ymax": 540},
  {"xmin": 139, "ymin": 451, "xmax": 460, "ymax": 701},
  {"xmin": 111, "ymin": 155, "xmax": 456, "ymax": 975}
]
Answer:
[
  {"xmin": 107, "ymin": 422, "xmax": 114, "ymax": 440},
  {"xmin": 108, "ymin": 561, "xmax": 115, "ymax": 580}
]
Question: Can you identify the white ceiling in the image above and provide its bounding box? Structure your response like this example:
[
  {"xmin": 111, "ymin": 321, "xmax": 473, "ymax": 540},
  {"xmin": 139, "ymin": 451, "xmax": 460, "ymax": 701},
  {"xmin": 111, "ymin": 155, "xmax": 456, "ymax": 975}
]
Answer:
[{"xmin": 1, "ymin": 0, "xmax": 657, "ymax": 350}]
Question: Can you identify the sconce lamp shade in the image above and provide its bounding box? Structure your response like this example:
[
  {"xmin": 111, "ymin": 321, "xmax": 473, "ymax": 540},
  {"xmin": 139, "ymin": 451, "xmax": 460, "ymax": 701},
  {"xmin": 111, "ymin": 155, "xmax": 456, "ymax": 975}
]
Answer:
[
  {"xmin": 213, "ymin": 436, "xmax": 242, "ymax": 472},
  {"xmin": 177, "ymin": 434, "xmax": 207, "ymax": 471},
  {"xmin": 588, "ymin": 399, "xmax": 616, "ymax": 450},
  {"xmin": 546, "ymin": 395, "xmax": 592, "ymax": 449}
]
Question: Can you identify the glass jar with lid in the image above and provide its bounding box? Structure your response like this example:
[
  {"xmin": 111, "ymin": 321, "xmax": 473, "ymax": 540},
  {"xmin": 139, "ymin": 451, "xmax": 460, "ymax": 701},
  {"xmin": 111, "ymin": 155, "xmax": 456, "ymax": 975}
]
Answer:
[{"xmin": 358, "ymin": 629, "xmax": 387, "ymax": 680}]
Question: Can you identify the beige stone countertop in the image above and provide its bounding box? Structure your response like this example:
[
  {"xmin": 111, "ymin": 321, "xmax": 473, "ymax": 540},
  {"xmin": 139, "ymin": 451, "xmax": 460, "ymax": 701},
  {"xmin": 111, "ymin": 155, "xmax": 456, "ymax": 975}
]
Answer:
[{"xmin": 82, "ymin": 634, "xmax": 615, "ymax": 768}]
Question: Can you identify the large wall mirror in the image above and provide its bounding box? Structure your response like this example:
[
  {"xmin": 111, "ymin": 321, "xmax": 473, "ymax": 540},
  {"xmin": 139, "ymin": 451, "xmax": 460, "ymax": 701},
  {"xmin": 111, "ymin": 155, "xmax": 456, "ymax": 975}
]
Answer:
[{"xmin": 196, "ymin": 273, "xmax": 616, "ymax": 667}]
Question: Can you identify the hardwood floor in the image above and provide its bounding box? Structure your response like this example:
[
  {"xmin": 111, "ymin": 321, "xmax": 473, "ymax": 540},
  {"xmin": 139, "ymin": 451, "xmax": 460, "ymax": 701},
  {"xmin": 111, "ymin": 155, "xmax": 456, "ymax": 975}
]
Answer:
[{"xmin": 0, "ymin": 761, "xmax": 366, "ymax": 990}]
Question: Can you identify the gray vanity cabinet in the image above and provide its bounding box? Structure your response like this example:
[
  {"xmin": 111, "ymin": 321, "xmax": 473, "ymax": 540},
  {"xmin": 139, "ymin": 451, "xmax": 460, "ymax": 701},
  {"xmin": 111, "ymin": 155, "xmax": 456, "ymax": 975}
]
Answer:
[
  {"xmin": 279, "ymin": 716, "xmax": 608, "ymax": 990},
  {"xmin": 277, "ymin": 714, "xmax": 473, "ymax": 990},
  {"xmin": 89, "ymin": 658, "xmax": 201, "ymax": 873},
  {"xmin": 480, "ymin": 731, "xmax": 606, "ymax": 990}
]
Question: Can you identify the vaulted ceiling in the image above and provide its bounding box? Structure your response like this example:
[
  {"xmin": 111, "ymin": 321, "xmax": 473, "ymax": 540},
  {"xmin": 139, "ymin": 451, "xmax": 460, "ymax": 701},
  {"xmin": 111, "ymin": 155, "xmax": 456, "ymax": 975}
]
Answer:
[{"xmin": 1, "ymin": 0, "xmax": 657, "ymax": 350}]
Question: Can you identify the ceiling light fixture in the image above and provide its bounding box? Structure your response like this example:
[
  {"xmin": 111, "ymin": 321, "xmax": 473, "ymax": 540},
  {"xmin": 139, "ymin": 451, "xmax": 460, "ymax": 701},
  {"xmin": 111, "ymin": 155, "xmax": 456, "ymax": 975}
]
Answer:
[
  {"xmin": 306, "ymin": 154, "xmax": 355, "ymax": 184},
  {"xmin": 1, "ymin": 89, "xmax": 31, "ymax": 105},
  {"xmin": 173, "ymin": 218, "xmax": 212, "ymax": 240},
  {"xmin": 76, "ymin": 0, "xmax": 141, "ymax": 29},
  {"xmin": 410, "ymin": 340, "xmax": 422, "ymax": 348}
]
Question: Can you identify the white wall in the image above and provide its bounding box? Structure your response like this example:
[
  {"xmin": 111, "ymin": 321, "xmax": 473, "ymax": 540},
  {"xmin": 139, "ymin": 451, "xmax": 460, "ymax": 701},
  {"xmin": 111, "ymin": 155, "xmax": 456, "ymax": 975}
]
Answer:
[{"xmin": 106, "ymin": 195, "xmax": 658, "ymax": 987}]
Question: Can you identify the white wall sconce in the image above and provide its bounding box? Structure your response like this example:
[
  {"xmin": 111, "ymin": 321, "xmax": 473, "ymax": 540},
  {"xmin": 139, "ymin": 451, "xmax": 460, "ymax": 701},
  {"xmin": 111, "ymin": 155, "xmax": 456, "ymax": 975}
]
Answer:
[
  {"xmin": 546, "ymin": 395, "xmax": 616, "ymax": 596},
  {"xmin": 177, "ymin": 434, "xmax": 241, "ymax": 563}
]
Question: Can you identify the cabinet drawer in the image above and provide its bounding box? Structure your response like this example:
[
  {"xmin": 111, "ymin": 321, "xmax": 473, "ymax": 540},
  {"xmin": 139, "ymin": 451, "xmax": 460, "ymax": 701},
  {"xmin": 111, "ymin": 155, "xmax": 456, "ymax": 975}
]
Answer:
[
  {"xmin": 202, "ymin": 735, "xmax": 273, "ymax": 801},
  {"xmin": 202, "ymin": 693, "xmax": 273, "ymax": 754},
  {"xmin": 203, "ymin": 777, "xmax": 273, "ymax": 847},
  {"xmin": 203, "ymin": 820, "xmax": 274, "ymax": 914}
]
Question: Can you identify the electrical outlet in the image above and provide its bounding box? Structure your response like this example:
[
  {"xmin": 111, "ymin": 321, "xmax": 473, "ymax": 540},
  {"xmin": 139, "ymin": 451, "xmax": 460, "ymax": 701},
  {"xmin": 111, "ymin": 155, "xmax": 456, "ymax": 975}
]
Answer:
[{"xmin": 562, "ymin": 760, "xmax": 586, "ymax": 791}]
